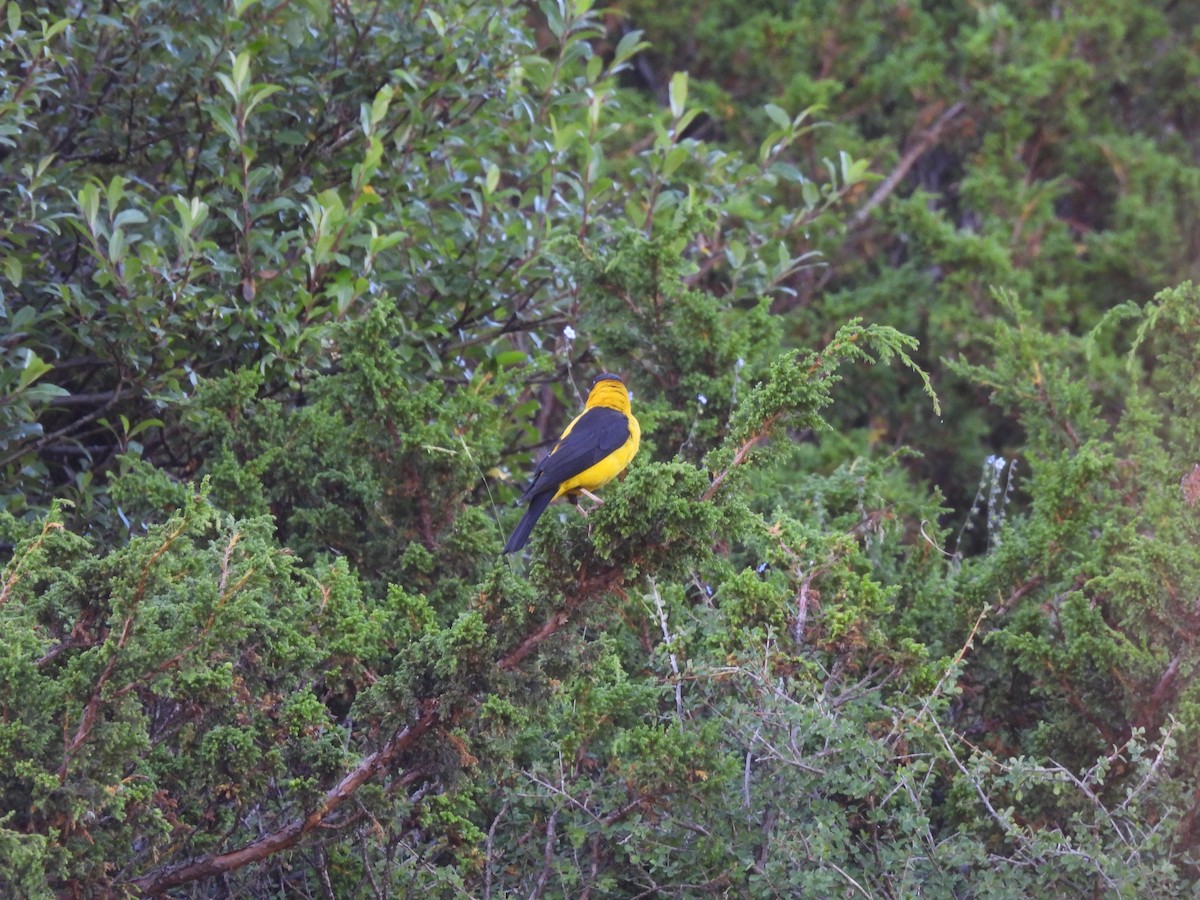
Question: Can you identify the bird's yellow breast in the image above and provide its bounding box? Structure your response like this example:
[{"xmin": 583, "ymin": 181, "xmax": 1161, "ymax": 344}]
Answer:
[
  {"xmin": 551, "ymin": 420, "xmax": 640, "ymax": 501},
  {"xmin": 549, "ymin": 378, "xmax": 641, "ymax": 502}
]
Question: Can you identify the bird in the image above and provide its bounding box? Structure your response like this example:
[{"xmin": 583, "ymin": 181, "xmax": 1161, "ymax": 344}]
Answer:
[{"xmin": 504, "ymin": 373, "xmax": 641, "ymax": 553}]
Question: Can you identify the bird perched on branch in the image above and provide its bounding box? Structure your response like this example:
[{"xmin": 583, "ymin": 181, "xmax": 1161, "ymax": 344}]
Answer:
[{"xmin": 504, "ymin": 373, "xmax": 641, "ymax": 554}]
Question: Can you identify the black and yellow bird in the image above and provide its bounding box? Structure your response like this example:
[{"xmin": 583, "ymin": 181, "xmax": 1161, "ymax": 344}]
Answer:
[{"xmin": 504, "ymin": 373, "xmax": 641, "ymax": 553}]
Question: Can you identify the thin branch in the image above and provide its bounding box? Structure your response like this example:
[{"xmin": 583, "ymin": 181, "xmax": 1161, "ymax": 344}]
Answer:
[
  {"xmin": 700, "ymin": 426, "xmax": 773, "ymax": 503},
  {"xmin": 0, "ymin": 378, "xmax": 124, "ymax": 470},
  {"xmin": 59, "ymin": 514, "xmax": 190, "ymax": 781},
  {"xmin": 649, "ymin": 579, "xmax": 684, "ymax": 729},
  {"xmin": 901, "ymin": 604, "xmax": 988, "ymax": 736},
  {"xmin": 849, "ymin": 101, "xmax": 966, "ymax": 228},
  {"xmin": 498, "ymin": 609, "xmax": 572, "ymax": 672},
  {"xmin": 0, "ymin": 517, "xmax": 64, "ymax": 607},
  {"xmin": 483, "ymin": 801, "xmax": 511, "ymax": 900},
  {"xmin": 497, "ymin": 563, "xmax": 625, "ymax": 671},
  {"xmin": 528, "ymin": 808, "xmax": 560, "ymax": 900},
  {"xmin": 128, "ymin": 700, "xmax": 441, "ymax": 896}
]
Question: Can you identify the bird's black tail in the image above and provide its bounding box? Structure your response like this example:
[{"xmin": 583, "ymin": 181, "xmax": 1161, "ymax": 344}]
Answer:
[{"xmin": 504, "ymin": 491, "xmax": 554, "ymax": 554}]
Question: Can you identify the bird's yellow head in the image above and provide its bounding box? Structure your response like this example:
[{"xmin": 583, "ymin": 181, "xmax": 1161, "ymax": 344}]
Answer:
[
  {"xmin": 590, "ymin": 373, "xmax": 624, "ymax": 390},
  {"xmin": 586, "ymin": 373, "xmax": 631, "ymax": 412}
]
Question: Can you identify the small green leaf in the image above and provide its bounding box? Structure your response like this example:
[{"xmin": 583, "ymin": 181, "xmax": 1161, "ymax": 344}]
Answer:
[
  {"xmin": 764, "ymin": 103, "xmax": 791, "ymax": 130},
  {"xmin": 539, "ymin": 0, "xmax": 564, "ymax": 39},
  {"xmin": 108, "ymin": 228, "xmax": 127, "ymax": 263},
  {"xmin": 113, "ymin": 209, "xmax": 147, "ymax": 230},
  {"xmin": 669, "ymin": 71, "xmax": 688, "ymax": 120},
  {"xmin": 662, "ymin": 145, "xmax": 689, "ymax": 177},
  {"xmin": 77, "ymin": 182, "xmax": 101, "ymax": 233},
  {"xmin": 43, "ymin": 16, "xmax": 70, "ymax": 40},
  {"xmin": 243, "ymin": 83, "xmax": 283, "ymax": 118},
  {"xmin": 494, "ymin": 350, "xmax": 527, "ymax": 367},
  {"xmin": 215, "ymin": 72, "xmax": 239, "ymax": 102},
  {"xmin": 230, "ymin": 51, "xmax": 252, "ymax": 97},
  {"xmin": 426, "ymin": 8, "xmax": 445, "ymax": 36},
  {"xmin": 370, "ymin": 84, "xmax": 393, "ymax": 129},
  {"xmin": 612, "ymin": 28, "xmax": 645, "ymax": 67},
  {"xmin": 16, "ymin": 349, "xmax": 52, "ymax": 390},
  {"xmin": 21, "ymin": 383, "xmax": 69, "ymax": 404},
  {"xmin": 207, "ymin": 105, "xmax": 241, "ymax": 145},
  {"xmin": 105, "ymin": 175, "xmax": 128, "ymax": 215}
]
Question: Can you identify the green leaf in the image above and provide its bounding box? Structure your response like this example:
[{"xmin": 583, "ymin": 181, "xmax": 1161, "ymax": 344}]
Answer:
[
  {"xmin": 16, "ymin": 349, "xmax": 52, "ymax": 390},
  {"xmin": 77, "ymin": 182, "xmax": 100, "ymax": 233},
  {"xmin": 662, "ymin": 145, "xmax": 689, "ymax": 178},
  {"xmin": 669, "ymin": 71, "xmax": 688, "ymax": 120},
  {"xmin": 108, "ymin": 228, "xmax": 126, "ymax": 263},
  {"xmin": 20, "ymin": 383, "xmax": 70, "ymax": 404},
  {"xmin": 369, "ymin": 84, "xmax": 393, "ymax": 129},
  {"xmin": 426, "ymin": 8, "xmax": 446, "ymax": 37},
  {"xmin": 113, "ymin": 209, "xmax": 147, "ymax": 230},
  {"xmin": 207, "ymin": 105, "xmax": 241, "ymax": 145},
  {"xmin": 105, "ymin": 175, "xmax": 128, "ymax": 215},
  {"xmin": 230, "ymin": 51, "xmax": 252, "ymax": 98},
  {"xmin": 494, "ymin": 350, "xmax": 527, "ymax": 367},
  {"xmin": 243, "ymin": 83, "xmax": 283, "ymax": 118},
  {"xmin": 4, "ymin": 256, "xmax": 21, "ymax": 288},
  {"xmin": 612, "ymin": 28, "xmax": 645, "ymax": 67},
  {"xmin": 764, "ymin": 103, "xmax": 791, "ymax": 130},
  {"xmin": 43, "ymin": 16, "xmax": 71, "ymax": 41},
  {"xmin": 539, "ymin": 0, "xmax": 564, "ymax": 40}
]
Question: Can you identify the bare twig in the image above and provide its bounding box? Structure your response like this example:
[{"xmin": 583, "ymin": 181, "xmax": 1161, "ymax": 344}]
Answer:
[
  {"xmin": 649, "ymin": 579, "xmax": 684, "ymax": 729},
  {"xmin": 483, "ymin": 801, "xmax": 511, "ymax": 900},
  {"xmin": 903, "ymin": 604, "xmax": 988, "ymax": 733},
  {"xmin": 529, "ymin": 809, "xmax": 560, "ymax": 900},
  {"xmin": 849, "ymin": 101, "xmax": 966, "ymax": 229}
]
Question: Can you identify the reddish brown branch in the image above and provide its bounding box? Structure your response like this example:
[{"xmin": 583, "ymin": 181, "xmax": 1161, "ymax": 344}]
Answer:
[
  {"xmin": 998, "ymin": 575, "xmax": 1043, "ymax": 614},
  {"xmin": 497, "ymin": 565, "xmax": 625, "ymax": 672},
  {"xmin": 129, "ymin": 522, "xmax": 634, "ymax": 892},
  {"xmin": 0, "ymin": 518, "xmax": 65, "ymax": 607},
  {"xmin": 128, "ymin": 699, "xmax": 441, "ymax": 896},
  {"xmin": 59, "ymin": 518, "xmax": 190, "ymax": 781},
  {"xmin": 58, "ymin": 619, "xmax": 131, "ymax": 782},
  {"xmin": 701, "ymin": 429, "xmax": 771, "ymax": 503},
  {"xmin": 498, "ymin": 608, "xmax": 573, "ymax": 672},
  {"xmin": 1136, "ymin": 651, "xmax": 1183, "ymax": 732}
]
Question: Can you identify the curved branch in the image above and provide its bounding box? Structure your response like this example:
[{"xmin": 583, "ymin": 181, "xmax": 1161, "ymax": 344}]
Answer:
[{"xmin": 128, "ymin": 699, "xmax": 441, "ymax": 896}]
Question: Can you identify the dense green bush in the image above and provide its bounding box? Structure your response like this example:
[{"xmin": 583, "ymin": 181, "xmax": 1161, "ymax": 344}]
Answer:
[
  {"xmin": 619, "ymin": 0, "xmax": 1200, "ymax": 508},
  {"xmin": 2, "ymin": 0, "xmax": 1198, "ymax": 895}
]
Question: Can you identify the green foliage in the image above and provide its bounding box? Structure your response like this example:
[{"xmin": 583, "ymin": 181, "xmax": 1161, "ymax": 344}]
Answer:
[
  {"xmin": 620, "ymin": 0, "xmax": 1200, "ymax": 512},
  {"xmin": 2, "ymin": 0, "xmax": 1199, "ymax": 895}
]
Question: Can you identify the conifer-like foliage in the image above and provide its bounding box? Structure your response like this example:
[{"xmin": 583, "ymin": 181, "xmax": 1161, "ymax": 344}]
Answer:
[{"xmin": 2, "ymin": 0, "xmax": 1198, "ymax": 895}]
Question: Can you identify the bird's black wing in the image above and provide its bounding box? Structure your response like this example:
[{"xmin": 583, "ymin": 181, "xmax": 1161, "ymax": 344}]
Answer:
[{"xmin": 524, "ymin": 406, "xmax": 629, "ymax": 497}]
